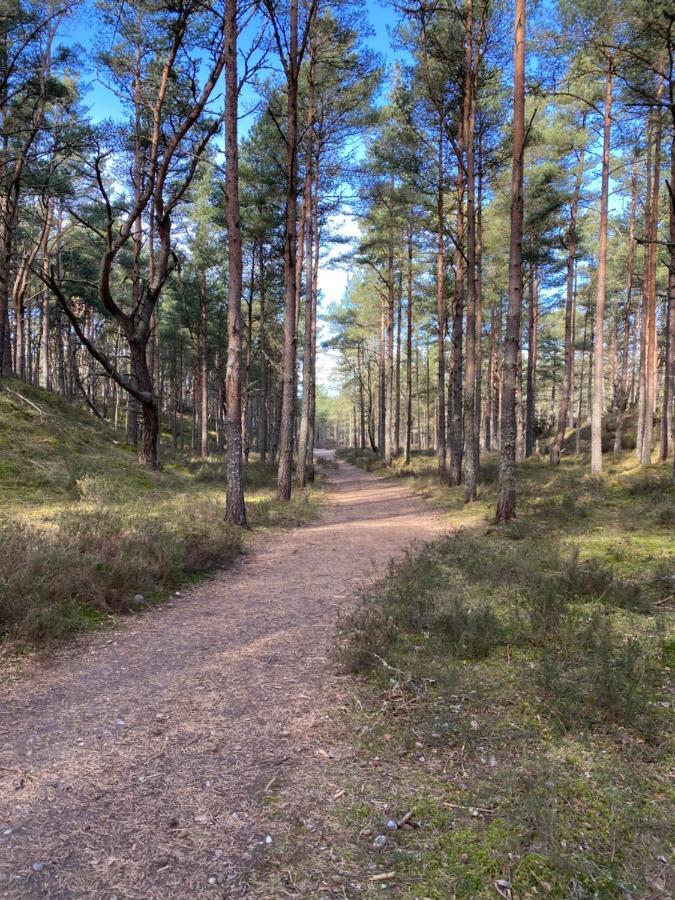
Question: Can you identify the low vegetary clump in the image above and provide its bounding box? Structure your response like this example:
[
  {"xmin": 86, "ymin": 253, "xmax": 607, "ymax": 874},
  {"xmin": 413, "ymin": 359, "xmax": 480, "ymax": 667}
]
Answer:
[
  {"xmin": 338, "ymin": 531, "xmax": 666, "ymax": 733},
  {"xmin": 0, "ymin": 501, "xmax": 243, "ymax": 644},
  {"xmin": 1, "ymin": 471, "xmax": 323, "ymax": 646},
  {"xmin": 0, "ymin": 381, "xmax": 324, "ymax": 646},
  {"xmin": 309, "ymin": 452, "xmax": 673, "ymax": 898}
]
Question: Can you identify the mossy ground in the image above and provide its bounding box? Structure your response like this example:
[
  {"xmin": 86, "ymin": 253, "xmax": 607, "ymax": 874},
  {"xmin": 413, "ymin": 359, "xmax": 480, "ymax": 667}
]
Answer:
[
  {"xmin": 0, "ymin": 379, "xmax": 323, "ymax": 645},
  {"xmin": 257, "ymin": 447, "xmax": 673, "ymax": 898}
]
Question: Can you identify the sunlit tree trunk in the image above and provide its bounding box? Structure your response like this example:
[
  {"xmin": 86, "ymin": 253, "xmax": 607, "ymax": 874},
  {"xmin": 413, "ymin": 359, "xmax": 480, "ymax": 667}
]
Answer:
[
  {"xmin": 242, "ymin": 257, "xmax": 254, "ymax": 462},
  {"xmin": 475, "ymin": 166, "xmax": 483, "ymax": 452},
  {"xmin": 525, "ymin": 265, "xmax": 538, "ymax": 458},
  {"xmin": 463, "ymin": 0, "xmax": 478, "ymax": 501},
  {"xmin": 273, "ymin": 0, "xmax": 302, "ymax": 500},
  {"xmin": 395, "ymin": 266, "xmax": 402, "ymax": 455},
  {"xmin": 378, "ymin": 296, "xmax": 386, "ymax": 453},
  {"xmin": 296, "ymin": 69, "xmax": 315, "ymax": 488},
  {"xmin": 663, "ymin": 121, "xmax": 675, "ymax": 469},
  {"xmin": 614, "ymin": 158, "xmax": 637, "ymax": 454},
  {"xmin": 496, "ymin": 0, "xmax": 526, "ymax": 522},
  {"xmin": 436, "ymin": 120, "xmax": 448, "ymax": 480},
  {"xmin": 550, "ymin": 130, "xmax": 585, "ymax": 464},
  {"xmin": 405, "ymin": 225, "xmax": 414, "ymax": 464},
  {"xmin": 198, "ymin": 271, "xmax": 209, "ymax": 458},
  {"xmin": 307, "ymin": 167, "xmax": 320, "ymax": 482},
  {"xmin": 590, "ymin": 53, "xmax": 614, "ymax": 476},
  {"xmin": 258, "ymin": 244, "xmax": 268, "ymax": 462},
  {"xmin": 384, "ymin": 195, "xmax": 395, "ymax": 466},
  {"xmin": 40, "ymin": 207, "xmax": 52, "ymax": 390},
  {"xmin": 449, "ymin": 183, "xmax": 465, "ymax": 485},
  {"xmin": 485, "ymin": 304, "xmax": 496, "ymax": 451},
  {"xmin": 639, "ymin": 95, "xmax": 662, "ymax": 465},
  {"xmin": 224, "ymin": 0, "xmax": 246, "ymax": 524}
]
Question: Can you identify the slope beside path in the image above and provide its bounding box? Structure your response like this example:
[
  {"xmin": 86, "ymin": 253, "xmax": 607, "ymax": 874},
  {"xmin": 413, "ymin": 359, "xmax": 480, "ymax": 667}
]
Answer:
[{"xmin": 0, "ymin": 456, "xmax": 446, "ymax": 898}]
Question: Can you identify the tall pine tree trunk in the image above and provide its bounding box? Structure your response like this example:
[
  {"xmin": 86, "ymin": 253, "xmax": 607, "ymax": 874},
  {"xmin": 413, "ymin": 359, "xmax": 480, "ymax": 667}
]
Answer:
[
  {"xmin": 199, "ymin": 271, "xmax": 209, "ymax": 459},
  {"xmin": 405, "ymin": 225, "xmax": 414, "ymax": 464},
  {"xmin": 307, "ymin": 173, "xmax": 320, "ymax": 482},
  {"xmin": 436, "ymin": 121, "xmax": 448, "ymax": 480},
  {"xmin": 296, "ymin": 77, "xmax": 315, "ymax": 488},
  {"xmin": 449, "ymin": 183, "xmax": 465, "ymax": 485},
  {"xmin": 463, "ymin": 0, "xmax": 479, "ymax": 501},
  {"xmin": 475, "ymin": 167, "xmax": 483, "ymax": 453},
  {"xmin": 614, "ymin": 157, "xmax": 638, "ymax": 454},
  {"xmin": 640, "ymin": 97, "xmax": 663, "ymax": 465},
  {"xmin": 525, "ymin": 265, "xmax": 538, "ymax": 457},
  {"xmin": 276, "ymin": 0, "xmax": 301, "ymax": 501},
  {"xmin": 485, "ymin": 304, "xmax": 496, "ymax": 451},
  {"xmin": 384, "ymin": 197, "xmax": 395, "ymax": 466},
  {"xmin": 590, "ymin": 54, "xmax": 614, "ymax": 476},
  {"xmin": 662, "ymin": 124, "xmax": 675, "ymax": 469},
  {"xmin": 224, "ymin": 0, "xmax": 246, "ymax": 524},
  {"xmin": 496, "ymin": 0, "xmax": 526, "ymax": 522},
  {"xmin": 395, "ymin": 267, "xmax": 402, "ymax": 455},
  {"xmin": 551, "ymin": 130, "xmax": 585, "ymax": 463},
  {"xmin": 378, "ymin": 297, "xmax": 386, "ymax": 453},
  {"xmin": 258, "ymin": 244, "xmax": 268, "ymax": 462}
]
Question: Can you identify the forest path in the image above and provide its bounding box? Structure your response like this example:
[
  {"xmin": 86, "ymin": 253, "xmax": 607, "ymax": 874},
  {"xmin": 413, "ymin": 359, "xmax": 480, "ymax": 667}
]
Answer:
[{"xmin": 0, "ymin": 456, "xmax": 447, "ymax": 899}]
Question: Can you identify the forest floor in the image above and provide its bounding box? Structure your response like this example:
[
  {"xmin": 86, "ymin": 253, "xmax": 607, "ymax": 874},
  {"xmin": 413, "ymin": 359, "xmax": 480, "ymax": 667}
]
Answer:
[
  {"xmin": 253, "ymin": 449, "xmax": 674, "ymax": 899},
  {"xmin": 0, "ymin": 452, "xmax": 447, "ymax": 898},
  {"xmin": 0, "ymin": 379, "xmax": 321, "ymax": 645},
  {"xmin": 1, "ymin": 393, "xmax": 673, "ymax": 898}
]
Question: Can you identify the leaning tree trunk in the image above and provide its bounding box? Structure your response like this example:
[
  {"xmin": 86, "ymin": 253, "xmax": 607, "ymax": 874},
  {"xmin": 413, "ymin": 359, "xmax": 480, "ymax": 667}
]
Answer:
[{"xmin": 496, "ymin": 0, "xmax": 526, "ymax": 522}]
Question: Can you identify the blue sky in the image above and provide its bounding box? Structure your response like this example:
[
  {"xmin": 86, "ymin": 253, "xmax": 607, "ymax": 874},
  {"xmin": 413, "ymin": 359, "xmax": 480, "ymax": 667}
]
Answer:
[{"xmin": 63, "ymin": 0, "xmax": 400, "ymax": 126}]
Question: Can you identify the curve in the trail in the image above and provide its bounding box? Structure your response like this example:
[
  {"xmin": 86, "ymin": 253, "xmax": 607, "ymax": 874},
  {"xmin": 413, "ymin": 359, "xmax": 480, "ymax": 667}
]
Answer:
[{"xmin": 0, "ymin": 458, "xmax": 446, "ymax": 899}]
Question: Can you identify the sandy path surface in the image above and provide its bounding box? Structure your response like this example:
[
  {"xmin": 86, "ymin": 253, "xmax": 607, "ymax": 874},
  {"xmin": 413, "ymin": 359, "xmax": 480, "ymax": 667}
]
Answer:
[{"xmin": 0, "ymin": 456, "xmax": 446, "ymax": 899}]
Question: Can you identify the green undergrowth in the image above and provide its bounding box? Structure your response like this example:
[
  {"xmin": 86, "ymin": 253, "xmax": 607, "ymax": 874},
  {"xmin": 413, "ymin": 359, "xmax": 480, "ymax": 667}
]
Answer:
[
  {"xmin": 339, "ymin": 447, "xmax": 675, "ymax": 593},
  {"xmin": 0, "ymin": 379, "xmax": 323, "ymax": 646},
  {"xmin": 262, "ymin": 449, "xmax": 673, "ymax": 897}
]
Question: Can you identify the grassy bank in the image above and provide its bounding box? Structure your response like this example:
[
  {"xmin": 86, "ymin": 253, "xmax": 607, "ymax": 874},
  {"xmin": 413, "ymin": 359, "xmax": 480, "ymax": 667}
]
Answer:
[
  {"xmin": 0, "ymin": 379, "xmax": 323, "ymax": 646},
  {"xmin": 259, "ymin": 449, "xmax": 674, "ymax": 898}
]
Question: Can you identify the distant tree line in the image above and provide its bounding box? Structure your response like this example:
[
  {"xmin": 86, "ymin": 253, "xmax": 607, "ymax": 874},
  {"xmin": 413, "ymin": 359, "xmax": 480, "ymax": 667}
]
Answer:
[
  {"xmin": 1, "ymin": 0, "xmax": 674, "ymax": 523},
  {"xmin": 326, "ymin": 0, "xmax": 675, "ymax": 518}
]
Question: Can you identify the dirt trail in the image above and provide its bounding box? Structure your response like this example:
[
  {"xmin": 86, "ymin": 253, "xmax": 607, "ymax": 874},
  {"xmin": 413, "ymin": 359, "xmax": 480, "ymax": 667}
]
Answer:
[{"xmin": 0, "ymin": 457, "xmax": 446, "ymax": 899}]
